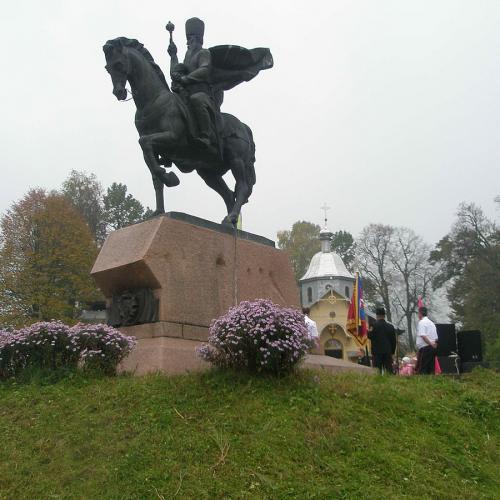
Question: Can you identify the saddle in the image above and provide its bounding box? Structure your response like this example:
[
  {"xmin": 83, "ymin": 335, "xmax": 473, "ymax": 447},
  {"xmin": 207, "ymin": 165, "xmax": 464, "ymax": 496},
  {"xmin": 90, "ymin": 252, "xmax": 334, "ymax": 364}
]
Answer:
[{"xmin": 172, "ymin": 89, "xmax": 223, "ymax": 160}]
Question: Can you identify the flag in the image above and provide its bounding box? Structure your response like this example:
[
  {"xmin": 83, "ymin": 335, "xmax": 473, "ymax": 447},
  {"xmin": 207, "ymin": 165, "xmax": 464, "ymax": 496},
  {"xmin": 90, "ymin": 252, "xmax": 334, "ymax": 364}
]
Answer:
[
  {"xmin": 347, "ymin": 273, "xmax": 368, "ymax": 346},
  {"xmin": 417, "ymin": 296, "xmax": 424, "ymax": 320}
]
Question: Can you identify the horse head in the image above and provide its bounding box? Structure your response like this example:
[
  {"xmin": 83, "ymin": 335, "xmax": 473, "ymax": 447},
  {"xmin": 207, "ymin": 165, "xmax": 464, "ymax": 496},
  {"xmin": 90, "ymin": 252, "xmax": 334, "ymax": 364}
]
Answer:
[
  {"xmin": 103, "ymin": 37, "xmax": 133, "ymax": 101},
  {"xmin": 103, "ymin": 37, "xmax": 169, "ymax": 102}
]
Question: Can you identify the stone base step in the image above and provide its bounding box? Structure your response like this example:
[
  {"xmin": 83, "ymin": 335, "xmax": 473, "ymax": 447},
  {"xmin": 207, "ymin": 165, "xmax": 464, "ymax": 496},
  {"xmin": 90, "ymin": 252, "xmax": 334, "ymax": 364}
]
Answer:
[{"xmin": 119, "ymin": 337, "xmax": 375, "ymax": 376}]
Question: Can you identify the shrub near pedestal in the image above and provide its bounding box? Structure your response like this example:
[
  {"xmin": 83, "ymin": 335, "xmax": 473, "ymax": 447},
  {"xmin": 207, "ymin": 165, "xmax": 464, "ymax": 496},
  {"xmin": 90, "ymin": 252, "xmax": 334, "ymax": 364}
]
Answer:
[
  {"xmin": 0, "ymin": 322, "xmax": 78, "ymax": 378},
  {"xmin": 198, "ymin": 299, "xmax": 311, "ymax": 375},
  {"xmin": 0, "ymin": 322, "xmax": 136, "ymax": 379},
  {"xmin": 70, "ymin": 324, "xmax": 137, "ymax": 375}
]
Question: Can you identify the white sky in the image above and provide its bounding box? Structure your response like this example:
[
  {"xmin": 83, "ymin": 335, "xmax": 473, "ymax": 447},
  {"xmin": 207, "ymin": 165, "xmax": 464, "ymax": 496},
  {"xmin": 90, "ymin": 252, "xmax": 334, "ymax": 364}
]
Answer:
[{"xmin": 1, "ymin": 0, "xmax": 499, "ymax": 245}]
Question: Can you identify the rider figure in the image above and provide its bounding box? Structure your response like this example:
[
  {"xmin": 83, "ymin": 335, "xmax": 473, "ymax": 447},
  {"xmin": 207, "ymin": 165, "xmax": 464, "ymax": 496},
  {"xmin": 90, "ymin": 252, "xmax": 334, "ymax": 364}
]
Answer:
[{"xmin": 168, "ymin": 18, "xmax": 217, "ymax": 153}]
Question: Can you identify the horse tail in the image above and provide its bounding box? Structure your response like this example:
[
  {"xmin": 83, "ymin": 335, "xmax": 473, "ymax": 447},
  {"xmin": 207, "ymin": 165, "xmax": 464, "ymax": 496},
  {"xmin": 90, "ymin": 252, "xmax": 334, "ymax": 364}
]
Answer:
[{"xmin": 244, "ymin": 125, "xmax": 256, "ymax": 200}]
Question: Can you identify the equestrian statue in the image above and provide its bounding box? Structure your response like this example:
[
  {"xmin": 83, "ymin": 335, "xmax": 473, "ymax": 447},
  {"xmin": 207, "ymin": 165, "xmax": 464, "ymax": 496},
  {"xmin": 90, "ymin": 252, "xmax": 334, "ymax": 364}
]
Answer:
[{"xmin": 103, "ymin": 17, "xmax": 273, "ymax": 225}]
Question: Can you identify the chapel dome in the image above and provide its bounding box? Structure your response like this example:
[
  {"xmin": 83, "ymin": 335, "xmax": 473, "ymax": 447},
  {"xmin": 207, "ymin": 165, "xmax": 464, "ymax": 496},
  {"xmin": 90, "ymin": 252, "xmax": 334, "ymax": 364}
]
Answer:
[{"xmin": 300, "ymin": 250, "xmax": 354, "ymax": 281}]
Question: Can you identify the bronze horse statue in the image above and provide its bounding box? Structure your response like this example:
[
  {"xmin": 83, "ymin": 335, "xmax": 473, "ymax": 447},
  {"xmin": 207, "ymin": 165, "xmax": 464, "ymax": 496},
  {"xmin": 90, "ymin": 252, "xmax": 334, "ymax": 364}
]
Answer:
[{"xmin": 103, "ymin": 37, "xmax": 262, "ymax": 225}]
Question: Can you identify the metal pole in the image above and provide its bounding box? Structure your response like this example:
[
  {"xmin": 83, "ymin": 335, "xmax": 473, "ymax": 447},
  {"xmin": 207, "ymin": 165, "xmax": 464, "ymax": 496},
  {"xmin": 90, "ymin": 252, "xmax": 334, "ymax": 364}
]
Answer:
[{"xmin": 233, "ymin": 225, "xmax": 238, "ymax": 306}]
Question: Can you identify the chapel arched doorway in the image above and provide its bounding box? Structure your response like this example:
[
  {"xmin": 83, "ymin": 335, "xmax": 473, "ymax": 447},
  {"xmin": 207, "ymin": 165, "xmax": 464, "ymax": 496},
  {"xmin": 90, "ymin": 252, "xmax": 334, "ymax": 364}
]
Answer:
[{"xmin": 324, "ymin": 338, "xmax": 343, "ymax": 359}]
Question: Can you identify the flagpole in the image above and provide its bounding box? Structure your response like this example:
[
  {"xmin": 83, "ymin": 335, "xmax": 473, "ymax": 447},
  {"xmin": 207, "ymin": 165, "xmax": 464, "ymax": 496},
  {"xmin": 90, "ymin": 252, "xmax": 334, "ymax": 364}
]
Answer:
[
  {"xmin": 395, "ymin": 324, "xmax": 400, "ymax": 375},
  {"xmin": 357, "ymin": 271, "xmax": 370, "ymax": 365},
  {"xmin": 355, "ymin": 272, "xmax": 359, "ymax": 336}
]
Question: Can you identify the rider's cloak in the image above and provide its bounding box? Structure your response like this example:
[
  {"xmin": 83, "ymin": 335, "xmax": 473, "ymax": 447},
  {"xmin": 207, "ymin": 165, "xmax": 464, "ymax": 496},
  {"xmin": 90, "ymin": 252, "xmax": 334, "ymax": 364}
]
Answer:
[{"xmin": 208, "ymin": 45, "xmax": 273, "ymax": 92}]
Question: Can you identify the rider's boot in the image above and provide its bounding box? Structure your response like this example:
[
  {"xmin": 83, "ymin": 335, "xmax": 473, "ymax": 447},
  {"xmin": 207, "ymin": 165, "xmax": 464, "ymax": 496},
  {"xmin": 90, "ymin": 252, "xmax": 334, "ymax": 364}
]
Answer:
[{"xmin": 192, "ymin": 105, "xmax": 217, "ymax": 155}]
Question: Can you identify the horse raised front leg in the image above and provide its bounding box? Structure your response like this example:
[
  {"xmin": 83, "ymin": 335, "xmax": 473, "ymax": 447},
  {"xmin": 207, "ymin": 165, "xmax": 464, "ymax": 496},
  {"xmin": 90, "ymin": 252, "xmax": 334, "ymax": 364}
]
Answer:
[{"xmin": 139, "ymin": 133, "xmax": 180, "ymax": 214}]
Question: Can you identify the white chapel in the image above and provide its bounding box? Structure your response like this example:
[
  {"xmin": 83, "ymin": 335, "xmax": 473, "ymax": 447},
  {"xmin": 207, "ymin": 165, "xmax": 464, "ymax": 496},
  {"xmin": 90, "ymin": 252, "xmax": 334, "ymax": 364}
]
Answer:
[{"xmin": 299, "ymin": 222, "xmax": 361, "ymax": 361}]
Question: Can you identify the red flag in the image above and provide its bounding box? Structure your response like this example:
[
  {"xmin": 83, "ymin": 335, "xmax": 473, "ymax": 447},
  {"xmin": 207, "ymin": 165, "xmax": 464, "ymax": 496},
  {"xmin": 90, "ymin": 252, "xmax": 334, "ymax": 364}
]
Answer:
[
  {"xmin": 347, "ymin": 273, "xmax": 368, "ymax": 346},
  {"xmin": 418, "ymin": 296, "xmax": 424, "ymax": 320}
]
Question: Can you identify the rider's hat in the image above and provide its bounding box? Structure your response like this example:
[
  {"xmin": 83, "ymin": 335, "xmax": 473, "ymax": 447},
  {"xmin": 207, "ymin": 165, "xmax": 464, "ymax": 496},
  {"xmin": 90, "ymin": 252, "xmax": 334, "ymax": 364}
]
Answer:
[{"xmin": 185, "ymin": 17, "xmax": 205, "ymax": 39}]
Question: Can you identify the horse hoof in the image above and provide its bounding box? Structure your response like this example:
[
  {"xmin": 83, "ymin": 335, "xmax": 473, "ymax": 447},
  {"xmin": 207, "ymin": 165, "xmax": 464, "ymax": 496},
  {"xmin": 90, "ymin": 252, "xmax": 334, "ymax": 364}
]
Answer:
[
  {"xmin": 221, "ymin": 214, "xmax": 238, "ymax": 227},
  {"xmin": 221, "ymin": 217, "xmax": 236, "ymax": 227},
  {"xmin": 161, "ymin": 171, "xmax": 180, "ymax": 187}
]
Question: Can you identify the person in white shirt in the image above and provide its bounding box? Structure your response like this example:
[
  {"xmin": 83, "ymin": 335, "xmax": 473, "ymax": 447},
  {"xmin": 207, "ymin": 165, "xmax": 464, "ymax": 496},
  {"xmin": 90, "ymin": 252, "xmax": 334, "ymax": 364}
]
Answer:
[
  {"xmin": 302, "ymin": 307, "xmax": 319, "ymax": 349},
  {"xmin": 415, "ymin": 306, "xmax": 438, "ymax": 374}
]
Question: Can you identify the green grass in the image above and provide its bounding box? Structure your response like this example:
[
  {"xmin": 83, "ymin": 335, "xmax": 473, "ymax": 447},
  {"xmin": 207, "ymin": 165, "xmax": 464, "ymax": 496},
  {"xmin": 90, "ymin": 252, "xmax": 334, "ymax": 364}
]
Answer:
[{"xmin": 0, "ymin": 369, "xmax": 498, "ymax": 499}]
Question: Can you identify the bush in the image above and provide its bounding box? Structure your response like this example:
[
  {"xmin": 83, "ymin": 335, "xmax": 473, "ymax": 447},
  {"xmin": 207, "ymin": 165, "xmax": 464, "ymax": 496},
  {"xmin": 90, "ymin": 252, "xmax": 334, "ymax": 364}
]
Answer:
[
  {"xmin": 198, "ymin": 299, "xmax": 311, "ymax": 375},
  {"xmin": 0, "ymin": 321, "xmax": 78, "ymax": 378},
  {"xmin": 70, "ymin": 323, "xmax": 137, "ymax": 375},
  {"xmin": 0, "ymin": 321, "xmax": 136, "ymax": 380}
]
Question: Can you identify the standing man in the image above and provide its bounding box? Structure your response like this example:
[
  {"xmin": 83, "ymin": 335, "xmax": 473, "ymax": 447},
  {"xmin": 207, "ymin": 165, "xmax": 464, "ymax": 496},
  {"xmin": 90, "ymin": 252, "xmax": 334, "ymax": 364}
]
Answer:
[
  {"xmin": 415, "ymin": 306, "xmax": 438, "ymax": 374},
  {"xmin": 302, "ymin": 307, "xmax": 319, "ymax": 349},
  {"xmin": 368, "ymin": 307, "xmax": 396, "ymax": 374}
]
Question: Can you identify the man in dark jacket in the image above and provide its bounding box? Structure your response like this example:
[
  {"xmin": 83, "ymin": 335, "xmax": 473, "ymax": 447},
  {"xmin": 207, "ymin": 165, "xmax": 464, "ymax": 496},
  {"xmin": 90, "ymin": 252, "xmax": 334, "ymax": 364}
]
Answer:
[{"xmin": 368, "ymin": 307, "xmax": 396, "ymax": 374}]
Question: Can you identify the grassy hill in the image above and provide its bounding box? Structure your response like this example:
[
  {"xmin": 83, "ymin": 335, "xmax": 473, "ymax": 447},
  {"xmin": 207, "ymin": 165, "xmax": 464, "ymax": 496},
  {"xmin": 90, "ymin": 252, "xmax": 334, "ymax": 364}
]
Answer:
[{"xmin": 0, "ymin": 368, "xmax": 498, "ymax": 499}]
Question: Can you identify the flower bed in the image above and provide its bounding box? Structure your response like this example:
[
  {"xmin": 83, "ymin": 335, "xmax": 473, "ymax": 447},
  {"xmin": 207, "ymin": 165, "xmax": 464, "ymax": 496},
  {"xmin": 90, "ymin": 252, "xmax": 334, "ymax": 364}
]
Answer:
[
  {"xmin": 70, "ymin": 323, "xmax": 137, "ymax": 375},
  {"xmin": 198, "ymin": 299, "xmax": 311, "ymax": 375},
  {"xmin": 0, "ymin": 321, "xmax": 136, "ymax": 379}
]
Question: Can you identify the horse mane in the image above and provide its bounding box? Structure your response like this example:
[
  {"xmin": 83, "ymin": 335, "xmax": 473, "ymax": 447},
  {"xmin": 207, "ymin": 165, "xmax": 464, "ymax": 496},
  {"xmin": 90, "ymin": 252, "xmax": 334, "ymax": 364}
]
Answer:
[{"xmin": 104, "ymin": 37, "xmax": 169, "ymax": 88}]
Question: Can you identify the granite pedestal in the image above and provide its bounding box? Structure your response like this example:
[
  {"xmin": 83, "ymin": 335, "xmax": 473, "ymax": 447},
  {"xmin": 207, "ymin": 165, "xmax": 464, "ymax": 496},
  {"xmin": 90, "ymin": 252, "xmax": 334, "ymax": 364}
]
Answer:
[{"xmin": 91, "ymin": 213, "xmax": 301, "ymax": 375}]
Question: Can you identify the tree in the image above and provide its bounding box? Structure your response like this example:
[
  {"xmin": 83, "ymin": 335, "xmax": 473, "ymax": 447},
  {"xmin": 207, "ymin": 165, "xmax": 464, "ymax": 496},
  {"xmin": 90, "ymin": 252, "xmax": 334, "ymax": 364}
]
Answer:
[
  {"xmin": 277, "ymin": 221, "xmax": 321, "ymax": 282},
  {"xmin": 103, "ymin": 182, "xmax": 146, "ymax": 231},
  {"xmin": 390, "ymin": 227, "xmax": 437, "ymax": 348},
  {"xmin": 0, "ymin": 190, "xmax": 101, "ymax": 326},
  {"xmin": 331, "ymin": 230, "xmax": 356, "ymax": 272},
  {"xmin": 143, "ymin": 207, "xmax": 155, "ymax": 220},
  {"xmin": 61, "ymin": 170, "xmax": 106, "ymax": 244},
  {"xmin": 0, "ymin": 189, "xmax": 46, "ymax": 324},
  {"xmin": 355, "ymin": 224, "xmax": 396, "ymax": 322},
  {"xmin": 431, "ymin": 201, "xmax": 500, "ymax": 367},
  {"xmin": 356, "ymin": 224, "xmax": 440, "ymax": 347}
]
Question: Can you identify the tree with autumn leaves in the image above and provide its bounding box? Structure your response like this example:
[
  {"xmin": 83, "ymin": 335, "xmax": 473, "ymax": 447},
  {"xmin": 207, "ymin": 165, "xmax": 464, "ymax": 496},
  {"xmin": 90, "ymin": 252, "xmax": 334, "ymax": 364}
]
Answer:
[
  {"xmin": 1, "ymin": 171, "xmax": 152, "ymax": 327},
  {"xmin": 0, "ymin": 190, "xmax": 101, "ymax": 327}
]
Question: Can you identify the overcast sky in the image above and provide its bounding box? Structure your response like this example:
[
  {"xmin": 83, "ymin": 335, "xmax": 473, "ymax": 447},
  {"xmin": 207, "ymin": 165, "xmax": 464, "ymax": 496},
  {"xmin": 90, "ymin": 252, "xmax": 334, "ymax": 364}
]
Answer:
[{"xmin": 1, "ymin": 0, "xmax": 499, "ymax": 245}]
